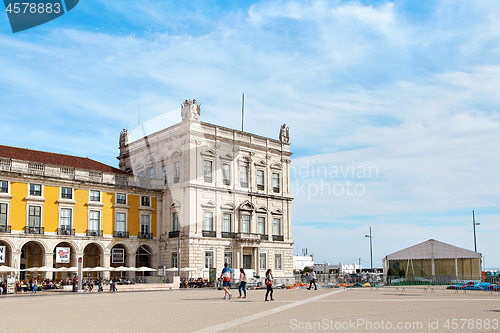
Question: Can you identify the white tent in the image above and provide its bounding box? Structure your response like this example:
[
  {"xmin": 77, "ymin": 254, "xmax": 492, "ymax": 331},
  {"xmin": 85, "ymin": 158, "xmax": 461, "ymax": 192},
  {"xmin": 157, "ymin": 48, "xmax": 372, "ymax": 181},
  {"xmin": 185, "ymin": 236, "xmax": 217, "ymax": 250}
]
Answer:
[{"xmin": 383, "ymin": 239, "xmax": 482, "ymax": 281}]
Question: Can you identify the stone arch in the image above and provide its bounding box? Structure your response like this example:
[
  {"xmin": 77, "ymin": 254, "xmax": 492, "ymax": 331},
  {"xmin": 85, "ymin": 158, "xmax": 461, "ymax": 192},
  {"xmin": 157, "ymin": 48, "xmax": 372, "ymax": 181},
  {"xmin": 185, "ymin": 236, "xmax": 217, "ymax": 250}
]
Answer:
[
  {"xmin": 83, "ymin": 242, "xmax": 105, "ymax": 268},
  {"xmin": 0, "ymin": 237, "xmax": 14, "ymax": 266},
  {"xmin": 19, "ymin": 238, "xmax": 49, "ymax": 253},
  {"xmin": 135, "ymin": 244, "xmax": 154, "ymax": 272}
]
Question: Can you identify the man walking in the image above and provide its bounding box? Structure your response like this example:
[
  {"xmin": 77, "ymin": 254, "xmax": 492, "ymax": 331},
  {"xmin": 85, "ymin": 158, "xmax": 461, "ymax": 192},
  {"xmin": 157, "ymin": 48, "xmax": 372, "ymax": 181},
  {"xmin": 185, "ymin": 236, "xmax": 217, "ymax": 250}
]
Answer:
[
  {"xmin": 219, "ymin": 263, "xmax": 233, "ymax": 300},
  {"xmin": 307, "ymin": 270, "xmax": 317, "ymax": 290}
]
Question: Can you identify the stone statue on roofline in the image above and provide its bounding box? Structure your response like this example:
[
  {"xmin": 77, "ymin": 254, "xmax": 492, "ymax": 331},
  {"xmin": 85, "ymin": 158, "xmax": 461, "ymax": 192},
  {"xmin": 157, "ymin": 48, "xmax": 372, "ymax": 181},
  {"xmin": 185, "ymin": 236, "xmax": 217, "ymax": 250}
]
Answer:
[
  {"xmin": 119, "ymin": 129, "xmax": 129, "ymax": 147},
  {"xmin": 181, "ymin": 99, "xmax": 201, "ymax": 121},
  {"xmin": 279, "ymin": 123, "xmax": 290, "ymax": 143}
]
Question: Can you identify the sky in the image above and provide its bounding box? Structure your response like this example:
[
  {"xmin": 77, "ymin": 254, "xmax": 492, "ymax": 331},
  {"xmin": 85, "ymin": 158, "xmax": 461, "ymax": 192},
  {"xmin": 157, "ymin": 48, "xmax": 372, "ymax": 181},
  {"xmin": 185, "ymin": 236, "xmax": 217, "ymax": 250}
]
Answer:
[{"xmin": 1, "ymin": 0, "xmax": 499, "ymax": 269}]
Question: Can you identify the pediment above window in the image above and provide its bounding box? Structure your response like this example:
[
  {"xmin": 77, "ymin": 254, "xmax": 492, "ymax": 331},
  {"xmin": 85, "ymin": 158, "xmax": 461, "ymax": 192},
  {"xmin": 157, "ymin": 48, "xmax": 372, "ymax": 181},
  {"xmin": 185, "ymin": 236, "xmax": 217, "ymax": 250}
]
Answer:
[
  {"xmin": 219, "ymin": 153, "xmax": 234, "ymax": 161},
  {"xmin": 270, "ymin": 163, "xmax": 282, "ymax": 170},
  {"xmin": 201, "ymin": 200, "xmax": 216, "ymax": 208},
  {"xmin": 221, "ymin": 202, "xmax": 236, "ymax": 210},
  {"xmin": 271, "ymin": 208, "xmax": 284, "ymax": 215},
  {"xmin": 239, "ymin": 200, "xmax": 255, "ymax": 211},
  {"xmin": 201, "ymin": 149, "xmax": 216, "ymax": 158},
  {"xmin": 254, "ymin": 160, "xmax": 267, "ymax": 167},
  {"xmin": 171, "ymin": 149, "xmax": 182, "ymax": 157},
  {"xmin": 256, "ymin": 206, "xmax": 268, "ymax": 214}
]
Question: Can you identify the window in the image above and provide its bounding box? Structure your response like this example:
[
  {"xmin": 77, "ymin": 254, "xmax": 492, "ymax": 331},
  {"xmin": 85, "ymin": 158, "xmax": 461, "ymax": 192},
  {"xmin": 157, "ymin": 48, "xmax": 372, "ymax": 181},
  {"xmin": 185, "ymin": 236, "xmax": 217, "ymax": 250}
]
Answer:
[
  {"xmin": 29, "ymin": 206, "xmax": 41, "ymax": 226},
  {"xmin": 223, "ymin": 213, "xmax": 231, "ymax": 232},
  {"xmin": 273, "ymin": 218, "xmax": 281, "ymax": 235},
  {"xmin": 0, "ymin": 203, "xmax": 7, "ymax": 226},
  {"xmin": 258, "ymin": 217, "xmax": 265, "ymax": 234},
  {"xmin": 205, "ymin": 251, "xmax": 214, "ymax": 269},
  {"xmin": 162, "ymin": 166, "xmax": 167, "ymax": 185},
  {"xmin": 138, "ymin": 172, "xmax": 143, "ymax": 178},
  {"xmin": 203, "ymin": 211, "xmax": 213, "ymax": 231},
  {"xmin": 59, "ymin": 208, "xmax": 72, "ymax": 229},
  {"xmin": 272, "ymin": 173, "xmax": 280, "ymax": 193},
  {"xmin": 141, "ymin": 196, "xmax": 150, "ymax": 207},
  {"xmin": 240, "ymin": 165, "xmax": 248, "ymax": 188},
  {"xmin": 275, "ymin": 254, "xmax": 282, "ymax": 270},
  {"xmin": 140, "ymin": 214, "xmax": 151, "ymax": 234},
  {"xmin": 224, "ymin": 252, "xmax": 233, "ymax": 268},
  {"xmin": 171, "ymin": 252, "xmax": 178, "ymax": 268},
  {"xmin": 0, "ymin": 181, "xmax": 8, "ymax": 193},
  {"xmin": 242, "ymin": 214, "xmax": 250, "ymax": 233},
  {"xmin": 260, "ymin": 253, "xmax": 266, "ymax": 270},
  {"xmin": 222, "ymin": 164, "xmax": 231, "ymax": 185},
  {"xmin": 174, "ymin": 161, "xmax": 180, "ymax": 183},
  {"xmin": 116, "ymin": 213, "xmax": 126, "ymax": 232},
  {"xmin": 257, "ymin": 170, "xmax": 265, "ymax": 190},
  {"xmin": 172, "ymin": 212, "xmax": 179, "ymax": 231},
  {"xmin": 89, "ymin": 210, "xmax": 100, "ymax": 230},
  {"xmin": 204, "ymin": 160, "xmax": 213, "ymax": 182},
  {"xmin": 149, "ymin": 167, "xmax": 155, "ymax": 179},
  {"xmin": 61, "ymin": 187, "xmax": 72, "ymax": 199},
  {"xmin": 30, "ymin": 184, "xmax": 41, "ymax": 196},
  {"xmin": 116, "ymin": 193, "xmax": 126, "ymax": 205},
  {"xmin": 90, "ymin": 190, "xmax": 100, "ymax": 202}
]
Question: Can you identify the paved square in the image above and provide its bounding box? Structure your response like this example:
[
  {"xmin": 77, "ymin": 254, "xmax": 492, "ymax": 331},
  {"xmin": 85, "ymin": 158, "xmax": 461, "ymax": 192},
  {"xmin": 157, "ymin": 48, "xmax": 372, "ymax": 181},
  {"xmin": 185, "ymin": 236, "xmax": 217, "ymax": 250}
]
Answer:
[{"xmin": 1, "ymin": 287, "xmax": 499, "ymax": 332}]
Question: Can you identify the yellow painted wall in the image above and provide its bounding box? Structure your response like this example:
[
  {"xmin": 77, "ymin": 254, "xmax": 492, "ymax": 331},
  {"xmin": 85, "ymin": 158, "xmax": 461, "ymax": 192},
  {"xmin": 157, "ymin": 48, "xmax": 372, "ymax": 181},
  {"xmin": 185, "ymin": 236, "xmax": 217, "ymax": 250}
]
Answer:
[
  {"xmin": 74, "ymin": 188, "xmax": 88, "ymax": 233},
  {"xmin": 102, "ymin": 192, "xmax": 114, "ymax": 235},
  {"xmin": 43, "ymin": 185, "xmax": 59, "ymax": 233},
  {"xmin": 9, "ymin": 182, "xmax": 27, "ymax": 231},
  {"xmin": 128, "ymin": 195, "xmax": 140, "ymax": 236}
]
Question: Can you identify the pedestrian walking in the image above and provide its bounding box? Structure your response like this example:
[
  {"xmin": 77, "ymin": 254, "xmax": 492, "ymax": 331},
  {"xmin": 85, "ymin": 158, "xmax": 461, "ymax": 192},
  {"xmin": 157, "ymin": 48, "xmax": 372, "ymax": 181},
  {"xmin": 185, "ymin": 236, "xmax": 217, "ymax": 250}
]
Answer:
[
  {"xmin": 307, "ymin": 270, "xmax": 317, "ymax": 290},
  {"xmin": 265, "ymin": 269, "xmax": 274, "ymax": 301},
  {"xmin": 112, "ymin": 277, "xmax": 117, "ymax": 292},
  {"xmin": 238, "ymin": 268, "xmax": 247, "ymax": 298},
  {"xmin": 32, "ymin": 278, "xmax": 37, "ymax": 294},
  {"xmin": 219, "ymin": 263, "xmax": 233, "ymax": 300}
]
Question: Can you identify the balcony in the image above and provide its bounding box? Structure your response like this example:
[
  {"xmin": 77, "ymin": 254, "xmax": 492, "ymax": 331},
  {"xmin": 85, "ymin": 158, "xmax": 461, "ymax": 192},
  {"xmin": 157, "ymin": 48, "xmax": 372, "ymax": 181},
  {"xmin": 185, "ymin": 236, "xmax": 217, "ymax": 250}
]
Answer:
[
  {"xmin": 113, "ymin": 231, "xmax": 129, "ymax": 238},
  {"xmin": 57, "ymin": 228, "xmax": 75, "ymax": 236},
  {"xmin": 24, "ymin": 226, "xmax": 44, "ymax": 235},
  {"xmin": 168, "ymin": 231, "xmax": 180, "ymax": 238},
  {"xmin": 221, "ymin": 232, "xmax": 237, "ymax": 238},
  {"xmin": 273, "ymin": 235, "xmax": 284, "ymax": 241},
  {"xmin": 0, "ymin": 225, "xmax": 11, "ymax": 233},
  {"xmin": 236, "ymin": 232, "xmax": 261, "ymax": 241},
  {"xmin": 273, "ymin": 187, "xmax": 279, "ymax": 193},
  {"xmin": 138, "ymin": 232, "xmax": 153, "ymax": 239},
  {"xmin": 86, "ymin": 229, "xmax": 103, "ymax": 237},
  {"xmin": 260, "ymin": 234, "xmax": 268, "ymax": 241},
  {"xmin": 202, "ymin": 230, "xmax": 216, "ymax": 238}
]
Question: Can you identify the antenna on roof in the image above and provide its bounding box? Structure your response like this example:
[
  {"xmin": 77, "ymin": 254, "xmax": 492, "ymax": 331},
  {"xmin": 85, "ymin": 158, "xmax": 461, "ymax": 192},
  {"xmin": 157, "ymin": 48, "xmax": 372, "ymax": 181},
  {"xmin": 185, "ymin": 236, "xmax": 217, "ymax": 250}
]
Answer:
[{"xmin": 241, "ymin": 93, "xmax": 244, "ymax": 132}]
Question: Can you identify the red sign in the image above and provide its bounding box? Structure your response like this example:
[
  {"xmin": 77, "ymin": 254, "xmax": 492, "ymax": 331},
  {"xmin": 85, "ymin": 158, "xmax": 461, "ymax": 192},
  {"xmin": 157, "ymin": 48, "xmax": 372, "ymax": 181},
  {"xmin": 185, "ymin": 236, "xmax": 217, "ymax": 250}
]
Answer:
[{"xmin": 78, "ymin": 257, "xmax": 83, "ymax": 263}]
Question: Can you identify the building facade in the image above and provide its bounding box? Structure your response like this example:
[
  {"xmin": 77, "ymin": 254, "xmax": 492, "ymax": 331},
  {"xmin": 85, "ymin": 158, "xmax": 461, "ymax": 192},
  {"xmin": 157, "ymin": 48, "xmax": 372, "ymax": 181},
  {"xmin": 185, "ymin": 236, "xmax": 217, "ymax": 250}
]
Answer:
[
  {"xmin": 0, "ymin": 145, "xmax": 160, "ymax": 279},
  {"xmin": 118, "ymin": 99, "xmax": 294, "ymax": 281}
]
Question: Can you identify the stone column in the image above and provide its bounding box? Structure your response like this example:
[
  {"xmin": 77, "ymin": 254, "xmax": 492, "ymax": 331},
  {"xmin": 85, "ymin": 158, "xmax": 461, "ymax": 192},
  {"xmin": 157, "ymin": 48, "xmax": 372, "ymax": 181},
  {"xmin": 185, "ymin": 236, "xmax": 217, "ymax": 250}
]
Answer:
[
  {"xmin": 44, "ymin": 252, "xmax": 54, "ymax": 280},
  {"xmin": 11, "ymin": 251, "xmax": 21, "ymax": 280},
  {"xmin": 103, "ymin": 252, "xmax": 111, "ymax": 279},
  {"xmin": 127, "ymin": 253, "xmax": 137, "ymax": 279}
]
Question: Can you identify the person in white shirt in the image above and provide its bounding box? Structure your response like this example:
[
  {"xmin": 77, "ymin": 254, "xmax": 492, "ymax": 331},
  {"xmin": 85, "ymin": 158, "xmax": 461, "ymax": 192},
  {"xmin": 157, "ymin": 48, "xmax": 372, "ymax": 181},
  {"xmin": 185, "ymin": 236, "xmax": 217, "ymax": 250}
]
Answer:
[
  {"xmin": 238, "ymin": 268, "xmax": 248, "ymax": 298},
  {"xmin": 307, "ymin": 271, "xmax": 317, "ymax": 290}
]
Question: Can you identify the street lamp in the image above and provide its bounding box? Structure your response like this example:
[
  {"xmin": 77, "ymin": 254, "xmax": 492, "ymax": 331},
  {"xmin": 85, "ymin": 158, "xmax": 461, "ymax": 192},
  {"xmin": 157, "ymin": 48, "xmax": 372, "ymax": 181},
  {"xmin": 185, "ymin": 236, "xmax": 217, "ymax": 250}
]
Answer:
[
  {"xmin": 472, "ymin": 210, "xmax": 480, "ymax": 252},
  {"xmin": 365, "ymin": 227, "xmax": 373, "ymax": 271}
]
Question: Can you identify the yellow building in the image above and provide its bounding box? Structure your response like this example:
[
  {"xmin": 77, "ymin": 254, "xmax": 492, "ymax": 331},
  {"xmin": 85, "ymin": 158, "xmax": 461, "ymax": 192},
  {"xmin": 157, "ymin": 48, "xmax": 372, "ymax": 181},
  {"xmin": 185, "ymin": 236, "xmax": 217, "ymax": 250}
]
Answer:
[{"xmin": 0, "ymin": 145, "xmax": 160, "ymax": 279}]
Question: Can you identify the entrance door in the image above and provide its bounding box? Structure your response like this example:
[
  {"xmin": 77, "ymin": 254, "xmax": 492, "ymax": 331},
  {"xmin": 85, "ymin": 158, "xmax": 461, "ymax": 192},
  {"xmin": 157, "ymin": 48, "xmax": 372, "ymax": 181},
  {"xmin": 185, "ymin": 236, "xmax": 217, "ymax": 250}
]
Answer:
[{"xmin": 243, "ymin": 255, "xmax": 252, "ymax": 269}]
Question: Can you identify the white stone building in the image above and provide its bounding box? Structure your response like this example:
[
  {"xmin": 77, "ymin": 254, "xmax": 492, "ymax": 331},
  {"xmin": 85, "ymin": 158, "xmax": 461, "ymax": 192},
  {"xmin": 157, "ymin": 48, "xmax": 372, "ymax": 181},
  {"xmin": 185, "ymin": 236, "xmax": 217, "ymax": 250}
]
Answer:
[{"xmin": 118, "ymin": 100, "xmax": 294, "ymax": 282}]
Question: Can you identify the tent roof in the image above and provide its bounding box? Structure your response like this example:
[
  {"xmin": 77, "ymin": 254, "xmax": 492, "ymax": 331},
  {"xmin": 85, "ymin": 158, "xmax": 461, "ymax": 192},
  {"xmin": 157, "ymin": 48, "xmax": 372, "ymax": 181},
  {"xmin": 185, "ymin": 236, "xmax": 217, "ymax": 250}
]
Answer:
[{"xmin": 384, "ymin": 239, "xmax": 481, "ymax": 261}]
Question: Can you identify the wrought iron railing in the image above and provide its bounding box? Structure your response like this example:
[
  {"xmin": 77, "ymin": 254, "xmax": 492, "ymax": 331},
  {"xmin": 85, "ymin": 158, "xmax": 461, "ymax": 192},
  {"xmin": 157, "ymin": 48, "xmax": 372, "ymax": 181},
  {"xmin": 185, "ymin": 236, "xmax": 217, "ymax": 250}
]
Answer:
[
  {"xmin": 273, "ymin": 235, "xmax": 284, "ymax": 241},
  {"xmin": 138, "ymin": 232, "xmax": 153, "ymax": 239},
  {"xmin": 168, "ymin": 231, "xmax": 180, "ymax": 238},
  {"xmin": 202, "ymin": 230, "xmax": 216, "ymax": 237},
  {"xmin": 113, "ymin": 231, "xmax": 129, "ymax": 238},
  {"xmin": 57, "ymin": 228, "xmax": 75, "ymax": 236},
  {"xmin": 0, "ymin": 225, "xmax": 11, "ymax": 233},
  {"xmin": 86, "ymin": 229, "xmax": 103, "ymax": 237},
  {"xmin": 24, "ymin": 226, "xmax": 44, "ymax": 234},
  {"xmin": 221, "ymin": 232, "xmax": 237, "ymax": 238}
]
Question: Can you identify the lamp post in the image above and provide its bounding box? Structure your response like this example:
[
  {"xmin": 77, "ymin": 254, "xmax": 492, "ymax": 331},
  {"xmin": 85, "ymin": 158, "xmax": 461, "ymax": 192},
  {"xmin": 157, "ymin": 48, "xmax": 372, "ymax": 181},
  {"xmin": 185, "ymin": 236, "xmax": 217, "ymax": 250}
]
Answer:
[
  {"xmin": 472, "ymin": 210, "xmax": 480, "ymax": 252},
  {"xmin": 365, "ymin": 227, "xmax": 373, "ymax": 271}
]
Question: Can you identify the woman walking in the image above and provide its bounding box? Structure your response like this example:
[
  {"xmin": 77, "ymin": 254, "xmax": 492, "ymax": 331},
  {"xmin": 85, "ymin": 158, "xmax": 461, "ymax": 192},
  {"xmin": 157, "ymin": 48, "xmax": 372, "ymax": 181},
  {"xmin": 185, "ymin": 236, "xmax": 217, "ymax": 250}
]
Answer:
[
  {"xmin": 265, "ymin": 269, "xmax": 274, "ymax": 301},
  {"xmin": 238, "ymin": 268, "xmax": 247, "ymax": 298}
]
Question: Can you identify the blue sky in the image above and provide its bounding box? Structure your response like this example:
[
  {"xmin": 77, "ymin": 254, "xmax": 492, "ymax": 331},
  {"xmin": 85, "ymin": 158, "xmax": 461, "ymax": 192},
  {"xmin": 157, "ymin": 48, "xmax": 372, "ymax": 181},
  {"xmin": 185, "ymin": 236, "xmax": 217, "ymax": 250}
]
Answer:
[{"xmin": 1, "ymin": 0, "xmax": 500, "ymax": 269}]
